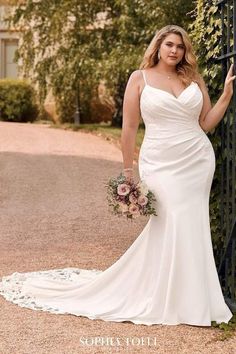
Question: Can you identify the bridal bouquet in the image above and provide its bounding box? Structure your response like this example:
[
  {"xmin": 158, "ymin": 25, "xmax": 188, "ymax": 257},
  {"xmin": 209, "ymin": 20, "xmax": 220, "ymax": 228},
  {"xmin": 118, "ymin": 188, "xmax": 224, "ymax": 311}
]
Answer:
[{"xmin": 106, "ymin": 173, "xmax": 157, "ymax": 220}]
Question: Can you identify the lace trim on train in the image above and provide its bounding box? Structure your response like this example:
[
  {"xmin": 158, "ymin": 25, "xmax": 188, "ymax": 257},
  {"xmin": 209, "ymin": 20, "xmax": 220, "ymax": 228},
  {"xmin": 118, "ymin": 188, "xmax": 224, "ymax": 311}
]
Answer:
[{"xmin": 0, "ymin": 267, "xmax": 102, "ymax": 314}]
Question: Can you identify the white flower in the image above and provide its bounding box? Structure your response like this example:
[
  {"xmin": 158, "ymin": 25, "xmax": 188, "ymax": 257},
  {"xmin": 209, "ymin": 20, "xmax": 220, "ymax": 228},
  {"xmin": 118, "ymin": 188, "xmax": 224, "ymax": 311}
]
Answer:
[
  {"xmin": 137, "ymin": 181, "xmax": 149, "ymax": 196},
  {"xmin": 118, "ymin": 202, "xmax": 129, "ymax": 213}
]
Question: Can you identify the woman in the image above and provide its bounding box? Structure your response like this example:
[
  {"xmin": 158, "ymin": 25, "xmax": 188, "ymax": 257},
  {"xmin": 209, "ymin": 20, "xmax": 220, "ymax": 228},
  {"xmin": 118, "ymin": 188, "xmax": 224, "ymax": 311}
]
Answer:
[{"xmin": 0, "ymin": 25, "xmax": 235, "ymax": 326}]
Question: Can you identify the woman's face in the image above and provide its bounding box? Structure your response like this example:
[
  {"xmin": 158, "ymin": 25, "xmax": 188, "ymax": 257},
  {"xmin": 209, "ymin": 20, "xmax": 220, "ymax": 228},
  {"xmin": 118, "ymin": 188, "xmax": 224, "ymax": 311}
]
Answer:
[{"xmin": 159, "ymin": 33, "xmax": 185, "ymax": 66}]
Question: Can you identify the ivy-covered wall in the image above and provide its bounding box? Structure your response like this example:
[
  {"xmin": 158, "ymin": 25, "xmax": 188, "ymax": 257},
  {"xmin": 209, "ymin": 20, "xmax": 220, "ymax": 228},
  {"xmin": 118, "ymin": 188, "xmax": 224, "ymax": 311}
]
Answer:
[{"xmin": 189, "ymin": 0, "xmax": 234, "ymax": 269}]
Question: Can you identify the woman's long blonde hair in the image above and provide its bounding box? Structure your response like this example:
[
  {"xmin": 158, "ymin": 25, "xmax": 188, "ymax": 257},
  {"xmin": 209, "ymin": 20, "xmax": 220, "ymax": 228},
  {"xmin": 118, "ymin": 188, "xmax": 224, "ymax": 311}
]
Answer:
[{"xmin": 139, "ymin": 25, "xmax": 201, "ymax": 87}]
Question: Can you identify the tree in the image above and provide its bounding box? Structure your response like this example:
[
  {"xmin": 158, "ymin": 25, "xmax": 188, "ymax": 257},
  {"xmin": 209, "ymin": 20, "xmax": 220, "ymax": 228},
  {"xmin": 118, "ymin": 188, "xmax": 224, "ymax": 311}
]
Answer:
[
  {"xmin": 8, "ymin": 0, "xmax": 196, "ymax": 124},
  {"xmin": 103, "ymin": 0, "xmax": 196, "ymax": 126},
  {"xmin": 9, "ymin": 0, "xmax": 108, "ymax": 122}
]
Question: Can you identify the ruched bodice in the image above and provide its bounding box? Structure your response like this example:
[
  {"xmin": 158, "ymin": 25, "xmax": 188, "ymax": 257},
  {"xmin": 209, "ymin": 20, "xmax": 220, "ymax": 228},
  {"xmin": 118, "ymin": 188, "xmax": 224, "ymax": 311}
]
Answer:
[
  {"xmin": 139, "ymin": 72, "xmax": 215, "ymax": 183},
  {"xmin": 140, "ymin": 79, "xmax": 204, "ymax": 135},
  {"xmin": 141, "ymin": 81, "xmax": 203, "ymax": 120}
]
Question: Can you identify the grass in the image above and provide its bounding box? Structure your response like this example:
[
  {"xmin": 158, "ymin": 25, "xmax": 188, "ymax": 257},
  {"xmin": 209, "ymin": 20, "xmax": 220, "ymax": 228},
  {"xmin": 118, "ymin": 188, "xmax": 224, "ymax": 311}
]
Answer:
[{"xmin": 211, "ymin": 313, "xmax": 236, "ymax": 341}]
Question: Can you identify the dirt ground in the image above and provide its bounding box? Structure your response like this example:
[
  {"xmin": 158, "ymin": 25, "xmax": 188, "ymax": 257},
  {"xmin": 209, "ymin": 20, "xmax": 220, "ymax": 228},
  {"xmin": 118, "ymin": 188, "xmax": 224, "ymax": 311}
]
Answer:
[{"xmin": 0, "ymin": 121, "xmax": 235, "ymax": 354}]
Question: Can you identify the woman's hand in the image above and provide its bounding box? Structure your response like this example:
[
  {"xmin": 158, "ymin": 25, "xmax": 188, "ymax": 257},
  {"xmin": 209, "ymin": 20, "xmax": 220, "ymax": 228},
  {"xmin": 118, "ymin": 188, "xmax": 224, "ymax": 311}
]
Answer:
[
  {"xmin": 123, "ymin": 168, "xmax": 134, "ymax": 183},
  {"xmin": 223, "ymin": 63, "xmax": 236, "ymax": 97}
]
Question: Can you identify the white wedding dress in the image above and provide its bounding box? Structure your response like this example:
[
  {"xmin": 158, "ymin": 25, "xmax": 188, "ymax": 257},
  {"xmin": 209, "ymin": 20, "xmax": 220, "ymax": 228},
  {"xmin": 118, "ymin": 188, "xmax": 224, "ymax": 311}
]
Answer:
[{"xmin": 0, "ymin": 70, "xmax": 233, "ymax": 326}]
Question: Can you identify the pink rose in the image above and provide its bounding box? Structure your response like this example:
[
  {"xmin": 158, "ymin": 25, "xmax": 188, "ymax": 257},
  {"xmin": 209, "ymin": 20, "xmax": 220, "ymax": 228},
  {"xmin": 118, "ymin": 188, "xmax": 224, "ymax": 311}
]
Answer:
[
  {"xmin": 117, "ymin": 183, "xmax": 130, "ymax": 196},
  {"xmin": 137, "ymin": 195, "xmax": 148, "ymax": 206},
  {"xmin": 129, "ymin": 193, "xmax": 137, "ymax": 203},
  {"xmin": 128, "ymin": 204, "xmax": 140, "ymax": 218}
]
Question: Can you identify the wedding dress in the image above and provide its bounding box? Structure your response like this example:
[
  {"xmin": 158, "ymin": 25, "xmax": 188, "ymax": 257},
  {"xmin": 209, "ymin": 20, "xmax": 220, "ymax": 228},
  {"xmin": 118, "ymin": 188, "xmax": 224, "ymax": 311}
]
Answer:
[{"xmin": 0, "ymin": 70, "xmax": 233, "ymax": 326}]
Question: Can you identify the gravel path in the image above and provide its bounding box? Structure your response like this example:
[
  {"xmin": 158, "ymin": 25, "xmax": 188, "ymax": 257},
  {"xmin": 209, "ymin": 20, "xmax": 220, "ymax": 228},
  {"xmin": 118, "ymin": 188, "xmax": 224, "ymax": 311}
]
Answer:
[{"xmin": 0, "ymin": 121, "xmax": 235, "ymax": 354}]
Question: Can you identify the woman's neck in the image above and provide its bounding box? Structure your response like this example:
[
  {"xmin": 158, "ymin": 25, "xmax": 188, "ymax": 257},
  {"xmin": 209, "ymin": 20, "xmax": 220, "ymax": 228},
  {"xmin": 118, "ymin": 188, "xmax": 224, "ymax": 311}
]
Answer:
[{"xmin": 154, "ymin": 61, "xmax": 177, "ymax": 74}]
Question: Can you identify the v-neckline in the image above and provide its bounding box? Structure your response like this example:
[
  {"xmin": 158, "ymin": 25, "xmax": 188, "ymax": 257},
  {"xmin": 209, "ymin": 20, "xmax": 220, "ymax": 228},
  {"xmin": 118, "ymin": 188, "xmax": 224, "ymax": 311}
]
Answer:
[{"xmin": 145, "ymin": 81, "xmax": 195, "ymax": 100}]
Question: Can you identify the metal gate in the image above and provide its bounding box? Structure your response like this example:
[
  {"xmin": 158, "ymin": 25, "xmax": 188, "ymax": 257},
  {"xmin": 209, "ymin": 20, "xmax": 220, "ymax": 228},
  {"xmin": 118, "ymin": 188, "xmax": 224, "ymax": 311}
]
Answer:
[{"xmin": 216, "ymin": 0, "xmax": 236, "ymax": 312}]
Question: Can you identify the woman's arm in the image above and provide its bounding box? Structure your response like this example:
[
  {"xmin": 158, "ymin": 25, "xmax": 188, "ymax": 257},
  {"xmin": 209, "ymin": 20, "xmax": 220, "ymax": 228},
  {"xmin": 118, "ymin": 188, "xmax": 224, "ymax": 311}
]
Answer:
[
  {"xmin": 121, "ymin": 70, "xmax": 143, "ymax": 179},
  {"xmin": 198, "ymin": 64, "xmax": 236, "ymax": 133}
]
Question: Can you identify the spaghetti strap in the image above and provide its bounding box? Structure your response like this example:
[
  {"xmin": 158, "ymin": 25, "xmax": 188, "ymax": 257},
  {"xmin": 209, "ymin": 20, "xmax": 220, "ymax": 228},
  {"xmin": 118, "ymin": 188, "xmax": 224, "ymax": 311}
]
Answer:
[{"xmin": 141, "ymin": 70, "xmax": 147, "ymax": 85}]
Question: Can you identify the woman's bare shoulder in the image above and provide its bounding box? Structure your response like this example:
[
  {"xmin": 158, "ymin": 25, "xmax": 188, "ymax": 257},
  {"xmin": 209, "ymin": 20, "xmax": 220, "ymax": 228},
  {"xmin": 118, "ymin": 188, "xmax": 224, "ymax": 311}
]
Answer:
[
  {"xmin": 127, "ymin": 69, "xmax": 143, "ymax": 85},
  {"xmin": 126, "ymin": 70, "xmax": 145, "ymax": 97}
]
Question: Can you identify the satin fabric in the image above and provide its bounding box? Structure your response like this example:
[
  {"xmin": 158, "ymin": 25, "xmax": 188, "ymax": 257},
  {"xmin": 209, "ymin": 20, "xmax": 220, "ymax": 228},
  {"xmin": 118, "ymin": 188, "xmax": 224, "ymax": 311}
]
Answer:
[{"xmin": 0, "ymin": 70, "xmax": 233, "ymax": 326}]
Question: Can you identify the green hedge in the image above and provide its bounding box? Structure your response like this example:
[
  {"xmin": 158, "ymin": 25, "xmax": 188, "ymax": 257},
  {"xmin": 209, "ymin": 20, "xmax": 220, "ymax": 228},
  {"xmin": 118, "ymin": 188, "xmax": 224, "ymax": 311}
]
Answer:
[{"xmin": 0, "ymin": 79, "xmax": 38, "ymax": 123}]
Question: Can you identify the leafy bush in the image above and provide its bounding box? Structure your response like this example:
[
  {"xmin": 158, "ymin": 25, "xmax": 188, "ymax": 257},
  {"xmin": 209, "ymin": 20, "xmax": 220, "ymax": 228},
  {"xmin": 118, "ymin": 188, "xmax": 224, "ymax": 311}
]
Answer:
[{"xmin": 0, "ymin": 79, "xmax": 38, "ymax": 122}]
